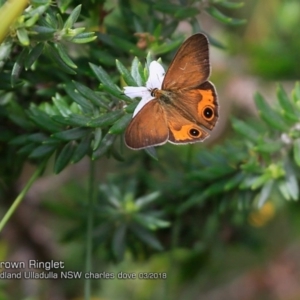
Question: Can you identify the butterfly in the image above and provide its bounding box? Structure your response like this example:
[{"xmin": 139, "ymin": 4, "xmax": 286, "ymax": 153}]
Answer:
[{"xmin": 124, "ymin": 33, "xmax": 218, "ymax": 150}]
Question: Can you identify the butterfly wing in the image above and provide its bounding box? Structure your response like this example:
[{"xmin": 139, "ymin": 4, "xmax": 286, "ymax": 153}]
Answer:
[
  {"xmin": 175, "ymin": 81, "xmax": 218, "ymax": 130},
  {"xmin": 164, "ymin": 81, "xmax": 218, "ymax": 144},
  {"xmin": 124, "ymin": 99, "xmax": 169, "ymax": 149},
  {"xmin": 166, "ymin": 108, "xmax": 210, "ymax": 144},
  {"xmin": 162, "ymin": 34, "xmax": 210, "ymax": 90}
]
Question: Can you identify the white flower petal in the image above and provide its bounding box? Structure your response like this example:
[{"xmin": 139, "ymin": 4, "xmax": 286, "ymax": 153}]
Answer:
[
  {"xmin": 146, "ymin": 61, "xmax": 165, "ymax": 90},
  {"xmin": 133, "ymin": 94, "xmax": 154, "ymax": 117},
  {"xmin": 124, "ymin": 61, "xmax": 165, "ymax": 119},
  {"xmin": 124, "ymin": 86, "xmax": 149, "ymax": 99}
]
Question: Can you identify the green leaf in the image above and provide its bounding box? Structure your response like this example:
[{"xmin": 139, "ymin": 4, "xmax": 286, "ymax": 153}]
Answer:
[
  {"xmin": 42, "ymin": 137, "xmax": 61, "ymax": 145},
  {"xmin": 101, "ymin": 84, "xmax": 129, "ymax": 101},
  {"xmin": 110, "ymin": 145, "xmax": 125, "ymax": 162},
  {"xmin": 231, "ymin": 118, "xmax": 258, "ymax": 142},
  {"xmin": 277, "ymin": 162, "xmax": 298, "ymax": 201},
  {"xmin": 177, "ymin": 193, "xmax": 208, "ymax": 214},
  {"xmin": 55, "ymin": 43, "xmax": 77, "ymax": 69},
  {"xmin": 57, "ymin": 0, "xmax": 72, "ymax": 13},
  {"xmin": 9, "ymin": 134, "xmax": 29, "ymax": 145},
  {"xmin": 174, "ymin": 7, "xmax": 199, "ymax": 19},
  {"xmin": 56, "ymin": 13, "xmax": 64, "ymax": 29},
  {"xmin": 284, "ymin": 164, "xmax": 299, "ymax": 200},
  {"xmin": 151, "ymin": 39, "xmax": 182, "ymax": 55},
  {"xmin": 51, "ymin": 127, "xmax": 90, "ymax": 141},
  {"xmin": 224, "ymin": 172, "xmax": 245, "ymax": 191},
  {"xmin": 66, "ymin": 114, "xmax": 90, "ymax": 126},
  {"xmin": 145, "ymin": 147, "xmax": 158, "ymax": 160},
  {"xmin": 29, "ymin": 144, "xmax": 56, "ymax": 159},
  {"xmin": 65, "ymin": 84, "xmax": 94, "ymax": 113},
  {"xmin": 112, "ymin": 224, "xmax": 126, "ymax": 261},
  {"xmin": 116, "ymin": 59, "xmax": 137, "ymax": 86},
  {"xmin": 28, "ymin": 107, "xmax": 62, "ymax": 133},
  {"xmin": 92, "ymin": 133, "xmax": 116, "ymax": 159},
  {"xmin": 206, "ymin": 6, "xmax": 246, "ymax": 25},
  {"xmin": 134, "ymin": 214, "xmax": 169, "ymax": 230},
  {"xmin": 109, "ymin": 114, "xmax": 132, "ymax": 134},
  {"xmin": 130, "ymin": 224, "xmax": 163, "ymax": 250},
  {"xmin": 131, "ymin": 57, "xmax": 144, "ymax": 86},
  {"xmin": 277, "ymin": 84, "xmax": 298, "ymax": 121},
  {"xmin": 111, "ymin": 35, "xmax": 144, "ymax": 56},
  {"xmin": 18, "ymin": 143, "xmax": 37, "ymax": 156},
  {"xmin": 32, "ymin": 26, "xmax": 56, "ymax": 40},
  {"xmin": 54, "ymin": 142, "xmax": 75, "ymax": 173},
  {"xmin": 71, "ymin": 32, "xmax": 97, "ymax": 44},
  {"xmin": 28, "ymin": 0, "xmax": 49, "ymax": 6},
  {"xmin": 89, "ymin": 63, "xmax": 122, "ymax": 93},
  {"xmin": 292, "ymin": 82, "xmax": 300, "ymax": 104},
  {"xmin": 64, "ymin": 27, "xmax": 85, "ymax": 38},
  {"xmin": 44, "ymin": 11, "xmax": 56, "ymax": 28},
  {"xmin": 293, "ymin": 139, "xmax": 300, "ymax": 167},
  {"xmin": 52, "ymin": 95, "xmax": 72, "ymax": 117},
  {"xmin": 278, "ymin": 179, "xmax": 291, "ymax": 200},
  {"xmin": 190, "ymin": 164, "xmax": 235, "ymax": 181},
  {"xmin": 25, "ymin": 43, "xmax": 44, "ymax": 70},
  {"xmin": 87, "ymin": 110, "xmax": 124, "ymax": 128},
  {"xmin": 153, "ymin": 2, "xmax": 180, "ymax": 14},
  {"xmin": 72, "ymin": 135, "xmax": 91, "ymax": 163},
  {"xmin": 8, "ymin": 112, "xmax": 33, "ymax": 130},
  {"xmin": 63, "ymin": 4, "xmax": 81, "ymax": 29},
  {"xmin": 72, "ymin": 81, "xmax": 109, "ymax": 109},
  {"xmin": 254, "ymin": 141, "xmax": 282, "ymax": 153},
  {"xmin": 254, "ymin": 92, "xmax": 289, "ymax": 131},
  {"xmin": 11, "ymin": 48, "xmax": 29, "ymax": 86},
  {"xmin": 89, "ymin": 62, "xmax": 129, "ymax": 99},
  {"xmin": 256, "ymin": 180, "xmax": 273, "ymax": 208},
  {"xmin": 17, "ymin": 28, "xmax": 29, "ymax": 46},
  {"xmin": 251, "ymin": 174, "xmax": 269, "ymax": 190},
  {"xmin": 27, "ymin": 5, "xmax": 49, "ymax": 18},
  {"xmin": 51, "ymin": 115, "xmax": 72, "ymax": 125},
  {"xmin": 94, "ymin": 49, "xmax": 115, "ymax": 66},
  {"xmin": 27, "ymin": 133, "xmax": 48, "ymax": 142},
  {"xmin": 124, "ymin": 102, "xmax": 138, "ymax": 113},
  {"xmin": 45, "ymin": 43, "xmax": 76, "ymax": 74},
  {"xmin": 92, "ymin": 128, "xmax": 102, "ymax": 151},
  {"xmin": 136, "ymin": 191, "xmax": 160, "ymax": 208},
  {"xmin": 217, "ymin": 1, "xmax": 244, "ymax": 9}
]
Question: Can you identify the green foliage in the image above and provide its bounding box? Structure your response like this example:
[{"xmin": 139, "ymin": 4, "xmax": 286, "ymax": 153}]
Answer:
[
  {"xmin": 1, "ymin": 0, "xmax": 299, "ymax": 298},
  {"xmin": 245, "ymin": 0, "xmax": 300, "ymax": 79},
  {"xmin": 0, "ymin": 0, "xmax": 245, "ymax": 180}
]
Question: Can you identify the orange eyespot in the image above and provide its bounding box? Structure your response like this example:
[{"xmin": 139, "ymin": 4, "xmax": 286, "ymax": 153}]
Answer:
[{"xmin": 202, "ymin": 106, "xmax": 214, "ymax": 121}]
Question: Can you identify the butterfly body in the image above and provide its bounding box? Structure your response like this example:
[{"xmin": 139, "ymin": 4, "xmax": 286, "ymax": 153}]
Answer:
[{"xmin": 125, "ymin": 33, "xmax": 219, "ymax": 150}]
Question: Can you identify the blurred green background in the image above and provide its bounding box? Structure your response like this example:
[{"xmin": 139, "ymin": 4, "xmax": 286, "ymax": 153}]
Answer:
[{"xmin": 1, "ymin": 0, "xmax": 300, "ymax": 299}]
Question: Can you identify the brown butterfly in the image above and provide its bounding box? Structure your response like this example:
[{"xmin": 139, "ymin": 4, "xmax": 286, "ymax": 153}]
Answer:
[{"xmin": 124, "ymin": 33, "xmax": 218, "ymax": 150}]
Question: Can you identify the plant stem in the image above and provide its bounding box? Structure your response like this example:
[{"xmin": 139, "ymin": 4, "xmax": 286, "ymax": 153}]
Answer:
[
  {"xmin": 0, "ymin": 0, "xmax": 28, "ymax": 44},
  {"xmin": 0, "ymin": 160, "xmax": 46, "ymax": 232},
  {"xmin": 84, "ymin": 159, "xmax": 96, "ymax": 300}
]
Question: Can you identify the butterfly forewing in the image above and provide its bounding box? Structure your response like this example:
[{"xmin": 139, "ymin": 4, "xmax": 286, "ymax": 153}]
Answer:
[{"xmin": 162, "ymin": 34, "xmax": 210, "ymax": 90}]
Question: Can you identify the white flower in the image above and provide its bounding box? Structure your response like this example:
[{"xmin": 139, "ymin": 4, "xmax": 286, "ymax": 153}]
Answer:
[{"xmin": 124, "ymin": 61, "xmax": 165, "ymax": 117}]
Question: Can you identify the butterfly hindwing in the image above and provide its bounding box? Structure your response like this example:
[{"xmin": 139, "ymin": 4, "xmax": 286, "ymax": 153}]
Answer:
[{"xmin": 172, "ymin": 81, "xmax": 218, "ymax": 131}]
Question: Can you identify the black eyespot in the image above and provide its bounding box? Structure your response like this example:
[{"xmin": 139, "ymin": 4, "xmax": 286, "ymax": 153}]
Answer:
[
  {"xmin": 189, "ymin": 128, "xmax": 201, "ymax": 137},
  {"xmin": 203, "ymin": 107, "xmax": 214, "ymax": 120}
]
